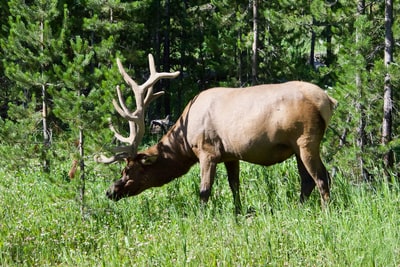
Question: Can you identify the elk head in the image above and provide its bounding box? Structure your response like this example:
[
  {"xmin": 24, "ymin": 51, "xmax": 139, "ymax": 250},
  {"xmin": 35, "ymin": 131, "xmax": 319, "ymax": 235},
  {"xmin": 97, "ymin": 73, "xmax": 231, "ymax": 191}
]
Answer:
[{"xmin": 96, "ymin": 54, "xmax": 180, "ymax": 200}]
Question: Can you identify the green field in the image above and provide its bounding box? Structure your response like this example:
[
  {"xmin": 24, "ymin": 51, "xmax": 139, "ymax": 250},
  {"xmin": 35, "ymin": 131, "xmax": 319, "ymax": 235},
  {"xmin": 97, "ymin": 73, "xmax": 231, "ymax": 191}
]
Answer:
[{"xmin": 1, "ymin": 159, "xmax": 399, "ymax": 266}]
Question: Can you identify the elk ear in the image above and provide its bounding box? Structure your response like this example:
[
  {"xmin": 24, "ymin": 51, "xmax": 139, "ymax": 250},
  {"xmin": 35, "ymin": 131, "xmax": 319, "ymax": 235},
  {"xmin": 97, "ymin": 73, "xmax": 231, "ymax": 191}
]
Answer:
[{"xmin": 136, "ymin": 154, "xmax": 158, "ymax": 166}]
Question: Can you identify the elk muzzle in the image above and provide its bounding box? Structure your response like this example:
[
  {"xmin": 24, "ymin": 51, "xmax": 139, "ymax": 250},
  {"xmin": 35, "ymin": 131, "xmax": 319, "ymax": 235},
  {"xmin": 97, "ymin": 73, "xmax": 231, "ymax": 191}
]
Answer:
[{"xmin": 106, "ymin": 179, "xmax": 126, "ymax": 201}]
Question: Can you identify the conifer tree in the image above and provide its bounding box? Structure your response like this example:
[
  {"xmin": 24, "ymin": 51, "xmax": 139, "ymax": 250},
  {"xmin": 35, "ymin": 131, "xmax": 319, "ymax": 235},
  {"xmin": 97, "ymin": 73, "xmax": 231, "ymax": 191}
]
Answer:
[
  {"xmin": 53, "ymin": 36, "xmax": 94, "ymax": 213},
  {"xmin": 0, "ymin": 1, "xmax": 12, "ymax": 118},
  {"xmin": 355, "ymin": 1, "xmax": 369, "ymax": 181},
  {"xmin": 81, "ymin": 0, "xmax": 154, "ymax": 157},
  {"xmin": 1, "ymin": 0, "xmax": 67, "ymax": 172}
]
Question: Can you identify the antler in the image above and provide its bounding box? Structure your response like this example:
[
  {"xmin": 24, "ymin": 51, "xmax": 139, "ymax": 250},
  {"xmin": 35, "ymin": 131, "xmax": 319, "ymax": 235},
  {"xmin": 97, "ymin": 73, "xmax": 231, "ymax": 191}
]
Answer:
[{"xmin": 96, "ymin": 54, "xmax": 180, "ymax": 163}]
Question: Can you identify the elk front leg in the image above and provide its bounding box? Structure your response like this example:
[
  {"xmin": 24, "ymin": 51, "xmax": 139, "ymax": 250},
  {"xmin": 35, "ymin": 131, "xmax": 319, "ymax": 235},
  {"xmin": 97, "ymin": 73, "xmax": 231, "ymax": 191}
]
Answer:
[
  {"xmin": 225, "ymin": 160, "xmax": 242, "ymax": 214},
  {"xmin": 199, "ymin": 156, "xmax": 217, "ymax": 204}
]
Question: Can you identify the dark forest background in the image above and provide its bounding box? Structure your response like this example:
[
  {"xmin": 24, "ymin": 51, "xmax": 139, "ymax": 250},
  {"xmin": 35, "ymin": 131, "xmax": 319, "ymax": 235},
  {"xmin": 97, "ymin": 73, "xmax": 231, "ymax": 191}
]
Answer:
[{"xmin": 0, "ymin": 0, "xmax": 399, "ymax": 181}]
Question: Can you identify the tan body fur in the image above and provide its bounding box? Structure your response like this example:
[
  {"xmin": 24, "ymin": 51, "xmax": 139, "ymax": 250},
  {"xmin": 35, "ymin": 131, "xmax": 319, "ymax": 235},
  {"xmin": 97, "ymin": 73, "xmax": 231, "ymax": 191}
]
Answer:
[{"xmin": 107, "ymin": 81, "xmax": 337, "ymax": 213}]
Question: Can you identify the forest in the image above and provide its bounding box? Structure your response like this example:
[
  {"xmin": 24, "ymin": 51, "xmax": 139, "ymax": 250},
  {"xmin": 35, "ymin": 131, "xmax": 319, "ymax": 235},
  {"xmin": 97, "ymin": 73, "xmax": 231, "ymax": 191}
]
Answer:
[
  {"xmin": 0, "ymin": 0, "xmax": 399, "ymax": 179},
  {"xmin": 1, "ymin": 1, "xmax": 400, "ymax": 265}
]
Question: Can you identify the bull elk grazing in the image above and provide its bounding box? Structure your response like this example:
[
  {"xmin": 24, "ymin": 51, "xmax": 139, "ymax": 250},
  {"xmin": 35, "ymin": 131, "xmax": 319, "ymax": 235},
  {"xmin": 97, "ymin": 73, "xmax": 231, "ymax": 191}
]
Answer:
[{"xmin": 96, "ymin": 54, "xmax": 337, "ymax": 214}]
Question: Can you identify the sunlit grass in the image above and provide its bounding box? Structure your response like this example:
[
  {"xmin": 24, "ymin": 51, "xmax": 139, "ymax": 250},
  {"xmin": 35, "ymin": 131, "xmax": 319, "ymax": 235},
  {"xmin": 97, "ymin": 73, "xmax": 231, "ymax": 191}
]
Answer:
[{"xmin": 0, "ymin": 159, "xmax": 399, "ymax": 266}]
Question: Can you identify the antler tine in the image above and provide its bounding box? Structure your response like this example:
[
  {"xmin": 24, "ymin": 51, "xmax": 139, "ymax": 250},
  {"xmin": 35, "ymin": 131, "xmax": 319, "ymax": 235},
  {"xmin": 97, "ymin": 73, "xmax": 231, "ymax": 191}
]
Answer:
[
  {"xmin": 148, "ymin": 53, "xmax": 157, "ymax": 76},
  {"xmin": 140, "ymin": 54, "xmax": 180, "ymax": 96},
  {"xmin": 94, "ymin": 118, "xmax": 136, "ymax": 164},
  {"xmin": 94, "ymin": 153, "xmax": 129, "ymax": 164},
  {"xmin": 116, "ymin": 58, "xmax": 139, "ymax": 89},
  {"xmin": 112, "ymin": 85, "xmax": 133, "ymax": 120},
  {"xmin": 96, "ymin": 54, "xmax": 179, "ymax": 164},
  {"xmin": 108, "ymin": 117, "xmax": 136, "ymax": 145}
]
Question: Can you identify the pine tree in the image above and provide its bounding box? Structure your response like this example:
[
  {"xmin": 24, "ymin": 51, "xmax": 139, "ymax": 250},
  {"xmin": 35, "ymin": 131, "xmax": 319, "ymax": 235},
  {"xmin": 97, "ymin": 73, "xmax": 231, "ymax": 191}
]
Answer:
[
  {"xmin": 78, "ymin": 0, "xmax": 172, "ymax": 158},
  {"xmin": 355, "ymin": 0, "xmax": 368, "ymax": 180},
  {"xmin": 0, "ymin": 1, "xmax": 12, "ymax": 119},
  {"xmin": 53, "ymin": 36, "xmax": 94, "ymax": 213},
  {"xmin": 1, "ymin": 0, "xmax": 67, "ymax": 172},
  {"xmin": 327, "ymin": 1, "xmax": 399, "ymax": 180}
]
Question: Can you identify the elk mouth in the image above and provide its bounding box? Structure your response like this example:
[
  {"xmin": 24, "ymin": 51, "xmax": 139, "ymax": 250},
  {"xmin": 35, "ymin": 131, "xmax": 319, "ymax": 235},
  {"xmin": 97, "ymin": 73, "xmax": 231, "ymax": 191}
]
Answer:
[
  {"xmin": 106, "ymin": 178, "xmax": 130, "ymax": 201},
  {"xmin": 105, "ymin": 182, "xmax": 142, "ymax": 201},
  {"xmin": 106, "ymin": 189, "xmax": 123, "ymax": 201}
]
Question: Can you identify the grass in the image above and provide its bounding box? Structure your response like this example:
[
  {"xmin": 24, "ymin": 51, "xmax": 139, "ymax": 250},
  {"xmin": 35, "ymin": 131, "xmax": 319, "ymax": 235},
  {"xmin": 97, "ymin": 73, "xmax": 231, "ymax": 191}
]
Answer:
[{"xmin": 0, "ymin": 158, "xmax": 399, "ymax": 266}]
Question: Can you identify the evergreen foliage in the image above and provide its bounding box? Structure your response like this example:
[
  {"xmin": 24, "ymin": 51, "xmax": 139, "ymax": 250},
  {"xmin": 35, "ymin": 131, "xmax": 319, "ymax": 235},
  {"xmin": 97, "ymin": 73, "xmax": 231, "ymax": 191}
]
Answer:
[{"xmin": 0, "ymin": 1, "xmax": 399, "ymax": 179}]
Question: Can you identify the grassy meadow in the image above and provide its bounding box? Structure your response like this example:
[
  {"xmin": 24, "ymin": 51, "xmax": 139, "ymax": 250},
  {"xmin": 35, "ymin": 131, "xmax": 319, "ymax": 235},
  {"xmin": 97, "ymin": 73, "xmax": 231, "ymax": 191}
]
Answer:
[{"xmin": 0, "ymin": 157, "xmax": 399, "ymax": 266}]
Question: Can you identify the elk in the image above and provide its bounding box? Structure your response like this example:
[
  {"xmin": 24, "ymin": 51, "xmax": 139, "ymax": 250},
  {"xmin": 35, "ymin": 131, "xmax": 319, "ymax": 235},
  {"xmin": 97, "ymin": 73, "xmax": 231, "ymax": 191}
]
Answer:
[{"xmin": 96, "ymin": 54, "xmax": 337, "ymax": 214}]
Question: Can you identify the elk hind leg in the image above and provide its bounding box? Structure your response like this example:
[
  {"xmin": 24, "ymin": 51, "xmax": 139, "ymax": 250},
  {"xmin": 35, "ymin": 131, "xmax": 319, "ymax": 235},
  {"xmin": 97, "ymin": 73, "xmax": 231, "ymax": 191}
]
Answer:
[
  {"xmin": 298, "ymin": 146, "xmax": 330, "ymax": 207},
  {"xmin": 225, "ymin": 160, "xmax": 242, "ymax": 214},
  {"xmin": 296, "ymin": 155, "xmax": 316, "ymax": 203}
]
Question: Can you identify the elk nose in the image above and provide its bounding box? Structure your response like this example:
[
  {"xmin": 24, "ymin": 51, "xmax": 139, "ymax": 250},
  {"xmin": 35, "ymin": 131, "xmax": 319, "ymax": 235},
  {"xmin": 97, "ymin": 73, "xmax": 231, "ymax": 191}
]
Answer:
[
  {"xmin": 106, "ymin": 188, "xmax": 119, "ymax": 201},
  {"xmin": 106, "ymin": 189, "xmax": 112, "ymax": 198}
]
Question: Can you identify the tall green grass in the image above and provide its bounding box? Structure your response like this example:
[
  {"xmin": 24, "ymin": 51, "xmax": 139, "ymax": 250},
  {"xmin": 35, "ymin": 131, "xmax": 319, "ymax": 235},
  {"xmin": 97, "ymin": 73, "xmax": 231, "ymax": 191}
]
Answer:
[{"xmin": 0, "ymin": 159, "xmax": 399, "ymax": 266}]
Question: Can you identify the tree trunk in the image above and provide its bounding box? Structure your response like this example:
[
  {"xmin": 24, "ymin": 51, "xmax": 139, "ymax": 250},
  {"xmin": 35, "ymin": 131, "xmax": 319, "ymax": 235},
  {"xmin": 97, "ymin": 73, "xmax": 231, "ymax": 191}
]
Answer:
[
  {"xmin": 163, "ymin": 0, "xmax": 171, "ymax": 116},
  {"xmin": 237, "ymin": 29, "xmax": 243, "ymax": 86},
  {"xmin": 153, "ymin": 0, "xmax": 162, "ymax": 120},
  {"xmin": 382, "ymin": 0, "xmax": 394, "ymax": 170},
  {"xmin": 154, "ymin": 0, "xmax": 171, "ymax": 118},
  {"xmin": 40, "ymin": 20, "xmax": 50, "ymax": 173},
  {"xmin": 339, "ymin": 114, "xmax": 351, "ymax": 148},
  {"xmin": 356, "ymin": 0, "xmax": 369, "ymax": 181},
  {"xmin": 42, "ymin": 83, "xmax": 50, "ymax": 173},
  {"xmin": 79, "ymin": 127, "xmax": 85, "ymax": 217},
  {"xmin": 251, "ymin": 0, "xmax": 258, "ymax": 85},
  {"xmin": 309, "ymin": 17, "xmax": 316, "ymax": 70},
  {"xmin": 325, "ymin": 25, "xmax": 333, "ymax": 66}
]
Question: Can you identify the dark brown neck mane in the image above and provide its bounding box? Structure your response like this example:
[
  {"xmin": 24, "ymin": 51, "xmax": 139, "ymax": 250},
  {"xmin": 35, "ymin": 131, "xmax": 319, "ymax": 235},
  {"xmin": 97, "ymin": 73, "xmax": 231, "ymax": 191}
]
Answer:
[{"xmin": 142, "ymin": 130, "xmax": 197, "ymax": 188}]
